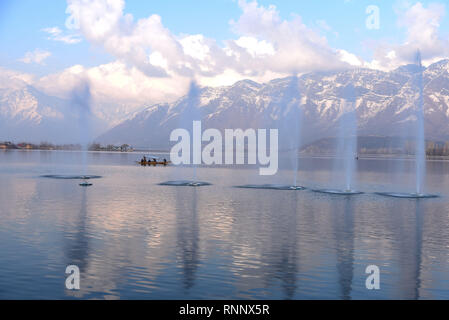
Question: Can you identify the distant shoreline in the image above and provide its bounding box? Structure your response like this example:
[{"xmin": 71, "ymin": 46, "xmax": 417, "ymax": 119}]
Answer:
[
  {"xmin": 3, "ymin": 148, "xmax": 449, "ymax": 161},
  {"xmin": 298, "ymin": 153, "xmax": 449, "ymax": 161},
  {"xmin": 0, "ymin": 141, "xmax": 135, "ymax": 153},
  {"xmin": 0, "ymin": 148, "xmax": 170, "ymax": 154}
]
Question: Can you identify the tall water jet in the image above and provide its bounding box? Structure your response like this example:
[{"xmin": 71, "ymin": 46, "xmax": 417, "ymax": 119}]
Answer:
[
  {"xmin": 414, "ymin": 50, "xmax": 426, "ymax": 195},
  {"xmin": 280, "ymin": 75, "xmax": 303, "ymax": 188},
  {"xmin": 338, "ymin": 85, "xmax": 358, "ymax": 192},
  {"xmin": 71, "ymin": 82, "xmax": 93, "ymax": 187},
  {"xmin": 235, "ymin": 75, "xmax": 305, "ymax": 191},
  {"xmin": 376, "ymin": 50, "xmax": 438, "ymax": 199},
  {"xmin": 161, "ymin": 81, "xmax": 210, "ymax": 187},
  {"xmin": 313, "ymin": 83, "xmax": 362, "ymax": 195}
]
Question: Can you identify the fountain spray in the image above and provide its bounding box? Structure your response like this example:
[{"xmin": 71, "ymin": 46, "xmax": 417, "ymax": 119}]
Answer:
[
  {"xmin": 414, "ymin": 50, "xmax": 426, "ymax": 195},
  {"xmin": 71, "ymin": 81, "xmax": 93, "ymax": 187}
]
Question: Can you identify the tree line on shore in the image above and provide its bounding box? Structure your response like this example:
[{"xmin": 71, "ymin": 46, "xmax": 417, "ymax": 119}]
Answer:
[
  {"xmin": 0, "ymin": 141, "xmax": 133, "ymax": 152},
  {"xmin": 3, "ymin": 136, "xmax": 449, "ymax": 156},
  {"xmin": 301, "ymin": 136, "xmax": 449, "ymax": 157}
]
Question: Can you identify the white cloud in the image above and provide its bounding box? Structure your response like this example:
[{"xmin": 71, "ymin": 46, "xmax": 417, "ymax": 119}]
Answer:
[
  {"xmin": 180, "ymin": 35, "xmax": 211, "ymax": 61},
  {"xmin": 148, "ymin": 51, "xmax": 168, "ymax": 70},
  {"xmin": 42, "ymin": 26, "xmax": 82, "ymax": 44},
  {"xmin": 36, "ymin": 61, "xmax": 189, "ymax": 110},
  {"xmin": 234, "ymin": 36, "xmax": 275, "ymax": 57},
  {"xmin": 370, "ymin": 2, "xmax": 449, "ymax": 69},
  {"xmin": 33, "ymin": 61, "xmax": 192, "ymax": 125},
  {"xmin": 63, "ymin": 0, "xmax": 351, "ymax": 81},
  {"xmin": 0, "ymin": 67, "xmax": 35, "ymax": 89},
  {"xmin": 338, "ymin": 49, "xmax": 363, "ymax": 66},
  {"xmin": 19, "ymin": 49, "xmax": 52, "ymax": 65},
  {"xmin": 65, "ymin": 0, "xmax": 180, "ymax": 77},
  {"xmin": 227, "ymin": 0, "xmax": 349, "ymax": 74}
]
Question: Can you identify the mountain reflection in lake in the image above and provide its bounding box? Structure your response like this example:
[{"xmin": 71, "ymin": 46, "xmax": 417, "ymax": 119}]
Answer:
[{"xmin": 1, "ymin": 150, "xmax": 449, "ymax": 299}]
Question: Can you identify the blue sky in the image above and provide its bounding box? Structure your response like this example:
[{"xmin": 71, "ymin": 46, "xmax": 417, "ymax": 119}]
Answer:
[
  {"xmin": 2, "ymin": 0, "xmax": 447, "ymax": 75},
  {"xmin": 0, "ymin": 0, "xmax": 110, "ymax": 74}
]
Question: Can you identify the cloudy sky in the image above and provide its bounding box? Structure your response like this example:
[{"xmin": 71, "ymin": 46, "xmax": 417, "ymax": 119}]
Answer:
[{"xmin": 1, "ymin": 0, "xmax": 448, "ymax": 119}]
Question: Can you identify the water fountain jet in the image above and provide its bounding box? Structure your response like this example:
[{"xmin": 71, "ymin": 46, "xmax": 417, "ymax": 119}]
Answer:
[
  {"xmin": 378, "ymin": 51, "xmax": 438, "ymax": 199},
  {"xmin": 234, "ymin": 75, "xmax": 305, "ymax": 191},
  {"xmin": 71, "ymin": 82, "xmax": 96, "ymax": 187},
  {"xmin": 160, "ymin": 81, "xmax": 211, "ymax": 187},
  {"xmin": 313, "ymin": 83, "xmax": 362, "ymax": 196}
]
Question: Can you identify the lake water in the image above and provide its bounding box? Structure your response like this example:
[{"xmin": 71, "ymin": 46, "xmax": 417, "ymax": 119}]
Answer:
[{"xmin": 1, "ymin": 150, "xmax": 449, "ymax": 299}]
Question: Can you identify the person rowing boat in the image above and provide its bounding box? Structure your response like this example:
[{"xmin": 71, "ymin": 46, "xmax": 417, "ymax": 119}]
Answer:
[{"xmin": 138, "ymin": 156, "xmax": 171, "ymax": 166}]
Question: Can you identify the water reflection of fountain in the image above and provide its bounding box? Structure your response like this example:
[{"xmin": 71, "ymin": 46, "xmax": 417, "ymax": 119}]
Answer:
[
  {"xmin": 175, "ymin": 187, "xmax": 200, "ymax": 290},
  {"xmin": 276, "ymin": 193, "xmax": 299, "ymax": 299},
  {"xmin": 332, "ymin": 197, "xmax": 355, "ymax": 300},
  {"xmin": 227, "ymin": 188, "xmax": 299, "ymax": 298},
  {"xmin": 391, "ymin": 200, "xmax": 424, "ymax": 299},
  {"xmin": 63, "ymin": 188, "xmax": 90, "ymax": 298},
  {"xmin": 259, "ymin": 192, "xmax": 299, "ymax": 299}
]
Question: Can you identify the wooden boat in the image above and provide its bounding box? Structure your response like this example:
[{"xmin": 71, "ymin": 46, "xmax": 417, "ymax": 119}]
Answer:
[{"xmin": 137, "ymin": 159, "xmax": 171, "ymax": 166}]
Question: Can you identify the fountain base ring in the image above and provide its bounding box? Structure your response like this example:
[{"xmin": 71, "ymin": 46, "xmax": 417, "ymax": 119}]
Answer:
[
  {"xmin": 158, "ymin": 180, "xmax": 211, "ymax": 187},
  {"xmin": 375, "ymin": 192, "xmax": 438, "ymax": 199},
  {"xmin": 41, "ymin": 175, "xmax": 102, "ymax": 180},
  {"xmin": 235, "ymin": 184, "xmax": 306, "ymax": 191},
  {"xmin": 312, "ymin": 188, "xmax": 363, "ymax": 195}
]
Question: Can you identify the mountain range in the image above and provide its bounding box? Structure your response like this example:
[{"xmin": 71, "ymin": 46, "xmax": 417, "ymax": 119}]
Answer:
[
  {"xmin": 98, "ymin": 59, "xmax": 449, "ymax": 149},
  {"xmin": 0, "ymin": 84, "xmax": 107, "ymax": 143},
  {"xmin": 1, "ymin": 60, "xmax": 449, "ymax": 147}
]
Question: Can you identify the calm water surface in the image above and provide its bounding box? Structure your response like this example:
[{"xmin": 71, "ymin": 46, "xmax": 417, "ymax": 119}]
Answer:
[{"xmin": 1, "ymin": 150, "xmax": 449, "ymax": 299}]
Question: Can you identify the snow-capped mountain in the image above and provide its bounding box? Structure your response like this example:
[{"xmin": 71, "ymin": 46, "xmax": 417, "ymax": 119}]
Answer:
[
  {"xmin": 0, "ymin": 84, "xmax": 107, "ymax": 143},
  {"xmin": 98, "ymin": 60, "xmax": 449, "ymax": 149}
]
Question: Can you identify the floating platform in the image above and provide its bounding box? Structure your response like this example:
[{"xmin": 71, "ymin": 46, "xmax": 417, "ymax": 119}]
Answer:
[
  {"xmin": 158, "ymin": 180, "xmax": 211, "ymax": 187},
  {"xmin": 235, "ymin": 184, "xmax": 306, "ymax": 191},
  {"xmin": 375, "ymin": 192, "xmax": 439, "ymax": 199},
  {"xmin": 312, "ymin": 189, "xmax": 363, "ymax": 195},
  {"xmin": 41, "ymin": 175, "xmax": 102, "ymax": 180}
]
